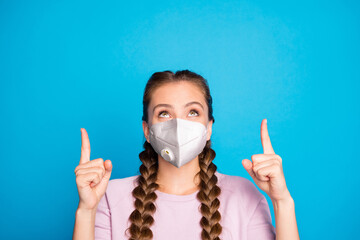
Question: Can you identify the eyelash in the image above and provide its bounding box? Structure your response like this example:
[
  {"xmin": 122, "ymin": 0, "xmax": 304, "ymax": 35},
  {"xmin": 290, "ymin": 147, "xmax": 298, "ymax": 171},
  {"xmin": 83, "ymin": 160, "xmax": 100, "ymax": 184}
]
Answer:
[{"xmin": 158, "ymin": 109, "xmax": 199, "ymax": 118}]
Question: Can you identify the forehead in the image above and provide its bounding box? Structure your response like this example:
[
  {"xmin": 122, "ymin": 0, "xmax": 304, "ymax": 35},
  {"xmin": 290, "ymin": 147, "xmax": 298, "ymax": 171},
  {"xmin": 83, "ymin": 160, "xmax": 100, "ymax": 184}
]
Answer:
[{"xmin": 149, "ymin": 81, "xmax": 206, "ymax": 106}]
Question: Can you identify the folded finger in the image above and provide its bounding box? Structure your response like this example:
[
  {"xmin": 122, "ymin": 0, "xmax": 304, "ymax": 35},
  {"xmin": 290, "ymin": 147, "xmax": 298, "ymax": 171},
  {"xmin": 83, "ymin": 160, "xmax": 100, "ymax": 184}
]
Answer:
[
  {"xmin": 75, "ymin": 166, "xmax": 105, "ymax": 179},
  {"xmin": 251, "ymin": 154, "xmax": 281, "ymax": 166},
  {"xmin": 256, "ymin": 165, "xmax": 279, "ymax": 181},
  {"xmin": 76, "ymin": 172, "xmax": 101, "ymax": 188},
  {"xmin": 252, "ymin": 159, "xmax": 279, "ymax": 173},
  {"xmin": 74, "ymin": 158, "xmax": 105, "ymax": 173}
]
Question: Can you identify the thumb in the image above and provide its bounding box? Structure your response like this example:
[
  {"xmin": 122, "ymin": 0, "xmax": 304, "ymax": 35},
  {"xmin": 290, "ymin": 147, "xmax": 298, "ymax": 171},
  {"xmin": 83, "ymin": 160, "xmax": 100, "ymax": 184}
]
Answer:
[
  {"xmin": 103, "ymin": 160, "xmax": 112, "ymax": 180},
  {"xmin": 93, "ymin": 160, "xmax": 112, "ymax": 195},
  {"xmin": 242, "ymin": 159, "xmax": 256, "ymax": 179}
]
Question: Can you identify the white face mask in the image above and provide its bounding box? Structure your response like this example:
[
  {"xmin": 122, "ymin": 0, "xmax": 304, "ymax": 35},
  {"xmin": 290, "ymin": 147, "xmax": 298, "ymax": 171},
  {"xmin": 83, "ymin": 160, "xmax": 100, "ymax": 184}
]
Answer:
[{"xmin": 148, "ymin": 118, "xmax": 208, "ymax": 168}]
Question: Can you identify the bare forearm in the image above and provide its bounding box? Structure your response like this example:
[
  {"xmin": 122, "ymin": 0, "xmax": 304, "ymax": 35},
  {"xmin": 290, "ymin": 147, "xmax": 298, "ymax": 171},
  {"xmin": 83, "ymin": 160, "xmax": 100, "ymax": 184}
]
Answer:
[
  {"xmin": 73, "ymin": 207, "xmax": 97, "ymax": 240},
  {"xmin": 272, "ymin": 196, "xmax": 300, "ymax": 240}
]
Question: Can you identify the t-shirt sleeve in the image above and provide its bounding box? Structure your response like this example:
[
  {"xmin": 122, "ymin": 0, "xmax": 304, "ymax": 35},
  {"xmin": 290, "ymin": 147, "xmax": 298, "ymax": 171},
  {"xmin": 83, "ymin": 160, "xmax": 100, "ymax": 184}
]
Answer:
[
  {"xmin": 94, "ymin": 193, "xmax": 112, "ymax": 240},
  {"xmin": 247, "ymin": 194, "xmax": 276, "ymax": 240}
]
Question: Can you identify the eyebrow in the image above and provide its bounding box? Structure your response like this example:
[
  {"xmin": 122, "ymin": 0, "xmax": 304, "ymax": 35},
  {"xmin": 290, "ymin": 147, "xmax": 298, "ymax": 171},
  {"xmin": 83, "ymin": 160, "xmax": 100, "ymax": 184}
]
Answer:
[{"xmin": 152, "ymin": 101, "xmax": 204, "ymax": 113}]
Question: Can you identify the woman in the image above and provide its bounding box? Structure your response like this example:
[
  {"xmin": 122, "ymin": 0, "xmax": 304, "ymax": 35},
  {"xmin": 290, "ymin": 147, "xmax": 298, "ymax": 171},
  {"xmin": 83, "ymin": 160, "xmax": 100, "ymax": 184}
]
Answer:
[{"xmin": 73, "ymin": 70, "xmax": 300, "ymax": 240}]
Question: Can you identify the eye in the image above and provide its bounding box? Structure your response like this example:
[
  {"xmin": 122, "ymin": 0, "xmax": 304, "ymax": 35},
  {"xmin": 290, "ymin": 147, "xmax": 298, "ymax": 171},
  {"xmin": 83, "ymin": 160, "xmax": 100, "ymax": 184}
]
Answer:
[
  {"xmin": 158, "ymin": 111, "xmax": 170, "ymax": 118},
  {"xmin": 188, "ymin": 109, "xmax": 199, "ymax": 117}
]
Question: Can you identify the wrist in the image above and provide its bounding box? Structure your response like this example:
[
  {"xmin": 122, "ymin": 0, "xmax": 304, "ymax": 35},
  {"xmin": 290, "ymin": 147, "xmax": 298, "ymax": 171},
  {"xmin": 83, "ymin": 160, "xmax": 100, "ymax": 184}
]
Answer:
[
  {"xmin": 76, "ymin": 202, "xmax": 98, "ymax": 216},
  {"xmin": 272, "ymin": 194, "xmax": 294, "ymax": 210},
  {"xmin": 76, "ymin": 207, "xmax": 97, "ymax": 218}
]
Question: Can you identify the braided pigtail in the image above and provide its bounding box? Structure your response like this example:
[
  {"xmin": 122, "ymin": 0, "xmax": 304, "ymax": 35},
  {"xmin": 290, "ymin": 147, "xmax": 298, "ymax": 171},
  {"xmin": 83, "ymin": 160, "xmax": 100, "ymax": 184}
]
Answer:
[
  {"xmin": 126, "ymin": 141, "xmax": 159, "ymax": 240},
  {"xmin": 133, "ymin": 69, "xmax": 219, "ymax": 239},
  {"xmin": 196, "ymin": 140, "xmax": 222, "ymax": 240}
]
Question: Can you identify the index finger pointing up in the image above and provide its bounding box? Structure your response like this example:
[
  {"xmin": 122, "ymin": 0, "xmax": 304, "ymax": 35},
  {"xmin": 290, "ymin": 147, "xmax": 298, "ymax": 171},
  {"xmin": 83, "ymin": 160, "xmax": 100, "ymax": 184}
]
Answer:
[
  {"xmin": 80, "ymin": 128, "xmax": 91, "ymax": 164},
  {"xmin": 261, "ymin": 119, "xmax": 275, "ymax": 154}
]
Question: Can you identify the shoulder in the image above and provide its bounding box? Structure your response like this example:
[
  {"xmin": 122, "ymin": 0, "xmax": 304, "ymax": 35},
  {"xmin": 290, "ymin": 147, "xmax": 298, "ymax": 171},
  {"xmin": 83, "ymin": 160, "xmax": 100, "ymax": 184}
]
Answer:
[
  {"xmin": 102, "ymin": 174, "xmax": 140, "ymax": 209},
  {"xmin": 107, "ymin": 174, "xmax": 139, "ymax": 192},
  {"xmin": 216, "ymin": 171, "xmax": 266, "ymax": 211},
  {"xmin": 216, "ymin": 171, "xmax": 263, "ymax": 197}
]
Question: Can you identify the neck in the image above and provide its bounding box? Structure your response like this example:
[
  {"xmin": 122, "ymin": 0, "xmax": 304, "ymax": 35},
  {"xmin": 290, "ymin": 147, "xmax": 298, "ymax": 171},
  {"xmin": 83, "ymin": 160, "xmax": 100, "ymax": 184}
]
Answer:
[{"xmin": 155, "ymin": 156, "xmax": 201, "ymax": 195}]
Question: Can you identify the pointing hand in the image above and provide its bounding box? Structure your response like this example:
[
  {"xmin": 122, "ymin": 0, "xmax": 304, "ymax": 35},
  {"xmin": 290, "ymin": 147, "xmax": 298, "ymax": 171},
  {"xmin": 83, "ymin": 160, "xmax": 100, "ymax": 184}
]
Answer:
[
  {"xmin": 74, "ymin": 128, "xmax": 113, "ymax": 210},
  {"xmin": 242, "ymin": 119, "xmax": 290, "ymax": 201}
]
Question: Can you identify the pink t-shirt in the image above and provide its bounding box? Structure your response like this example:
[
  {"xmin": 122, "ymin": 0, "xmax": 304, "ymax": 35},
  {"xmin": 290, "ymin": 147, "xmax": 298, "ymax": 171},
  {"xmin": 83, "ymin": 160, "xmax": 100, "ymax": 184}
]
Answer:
[{"xmin": 95, "ymin": 170, "xmax": 276, "ymax": 239}]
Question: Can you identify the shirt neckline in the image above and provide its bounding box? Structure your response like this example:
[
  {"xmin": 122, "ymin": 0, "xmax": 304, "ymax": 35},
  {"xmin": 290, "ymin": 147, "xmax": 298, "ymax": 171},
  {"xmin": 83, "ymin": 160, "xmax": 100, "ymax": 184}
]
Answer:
[{"xmin": 155, "ymin": 170, "xmax": 223, "ymax": 202}]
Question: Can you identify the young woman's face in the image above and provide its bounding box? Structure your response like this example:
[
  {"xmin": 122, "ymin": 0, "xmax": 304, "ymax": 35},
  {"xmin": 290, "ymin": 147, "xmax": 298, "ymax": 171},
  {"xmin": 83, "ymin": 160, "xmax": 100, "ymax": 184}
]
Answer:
[{"xmin": 143, "ymin": 81, "xmax": 213, "ymax": 142}]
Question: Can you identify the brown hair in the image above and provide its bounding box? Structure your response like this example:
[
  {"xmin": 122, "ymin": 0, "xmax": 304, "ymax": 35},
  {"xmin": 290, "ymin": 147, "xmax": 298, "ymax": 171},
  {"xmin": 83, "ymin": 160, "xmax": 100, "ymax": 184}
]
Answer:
[{"xmin": 125, "ymin": 70, "xmax": 222, "ymax": 240}]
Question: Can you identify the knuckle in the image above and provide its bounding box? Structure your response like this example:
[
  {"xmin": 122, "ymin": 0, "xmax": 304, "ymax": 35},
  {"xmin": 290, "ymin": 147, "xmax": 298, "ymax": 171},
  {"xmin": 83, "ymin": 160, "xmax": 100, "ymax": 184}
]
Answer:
[
  {"xmin": 75, "ymin": 164, "xmax": 81, "ymax": 170},
  {"xmin": 74, "ymin": 165, "xmax": 82, "ymax": 173},
  {"xmin": 270, "ymin": 157, "xmax": 280, "ymax": 166},
  {"xmin": 75, "ymin": 168, "xmax": 82, "ymax": 176},
  {"xmin": 93, "ymin": 158, "xmax": 104, "ymax": 165},
  {"xmin": 75, "ymin": 175, "xmax": 82, "ymax": 184},
  {"xmin": 92, "ymin": 171, "xmax": 100, "ymax": 178},
  {"xmin": 94, "ymin": 173, "xmax": 101, "ymax": 182},
  {"xmin": 97, "ymin": 166, "xmax": 105, "ymax": 176}
]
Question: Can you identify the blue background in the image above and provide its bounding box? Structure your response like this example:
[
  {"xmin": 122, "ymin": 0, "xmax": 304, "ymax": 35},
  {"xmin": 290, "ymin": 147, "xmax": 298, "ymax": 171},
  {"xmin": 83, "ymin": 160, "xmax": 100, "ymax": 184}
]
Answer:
[{"xmin": 1, "ymin": 0, "xmax": 359, "ymax": 239}]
